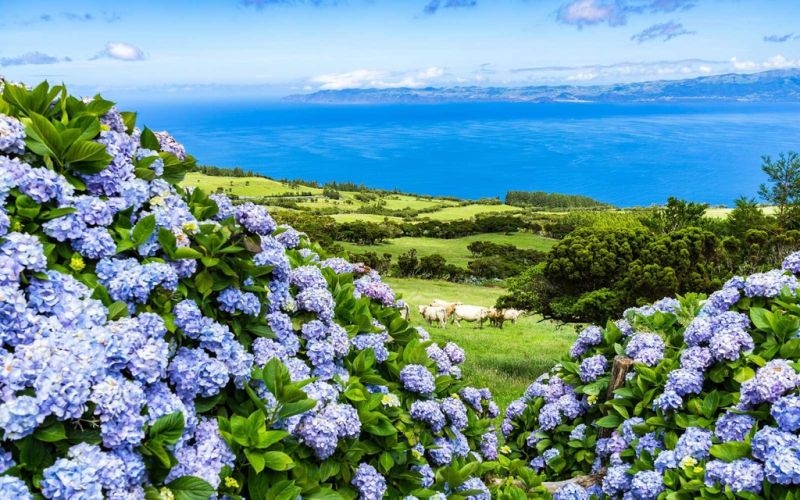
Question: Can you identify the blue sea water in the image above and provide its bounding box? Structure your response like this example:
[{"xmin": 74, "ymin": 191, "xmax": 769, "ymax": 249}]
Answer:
[{"xmin": 128, "ymin": 100, "xmax": 800, "ymax": 206}]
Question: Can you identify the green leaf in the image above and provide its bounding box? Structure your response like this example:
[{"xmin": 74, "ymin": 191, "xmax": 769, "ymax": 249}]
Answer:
[
  {"xmin": 108, "ymin": 301, "xmax": 130, "ymax": 321},
  {"xmin": 710, "ymin": 442, "xmax": 751, "ymax": 462},
  {"xmin": 255, "ymin": 429, "xmax": 288, "ymax": 449},
  {"xmin": 64, "ymin": 140, "xmax": 111, "ymax": 174},
  {"xmin": 23, "ymin": 112, "xmax": 63, "ymax": 162},
  {"xmin": 245, "ymin": 449, "xmax": 266, "ymax": 473},
  {"xmin": 262, "ymin": 451, "xmax": 295, "ymax": 471},
  {"xmin": 750, "ymin": 308, "xmax": 771, "ymax": 331},
  {"xmin": 149, "ymin": 411, "xmax": 185, "ymax": 445},
  {"xmin": 132, "ymin": 214, "xmax": 157, "ymax": 246},
  {"xmin": 34, "ymin": 421, "xmax": 66, "ymax": 442},
  {"xmin": 195, "ymin": 271, "xmax": 214, "ymax": 297},
  {"xmin": 595, "ymin": 415, "xmax": 622, "ymax": 428},
  {"xmin": 278, "ymin": 399, "xmax": 316, "ymax": 420},
  {"xmin": 781, "ymin": 338, "xmax": 800, "ymax": 359},
  {"xmin": 173, "ymin": 247, "xmax": 203, "ymax": 260},
  {"xmin": 734, "ymin": 366, "xmax": 756, "ymax": 383},
  {"xmin": 141, "ymin": 127, "xmax": 160, "ymax": 150},
  {"xmin": 167, "ymin": 476, "xmax": 216, "ymax": 500}
]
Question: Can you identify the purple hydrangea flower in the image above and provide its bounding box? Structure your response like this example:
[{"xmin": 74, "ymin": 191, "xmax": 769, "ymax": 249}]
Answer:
[
  {"xmin": 625, "ymin": 332, "xmax": 665, "ymax": 366},
  {"xmin": 570, "ymin": 325, "xmax": 603, "ymax": 359},
  {"xmin": 772, "ymin": 395, "xmax": 800, "ymax": 432},
  {"xmin": 400, "ymin": 364, "xmax": 436, "ymax": 395},
  {"xmin": 705, "ymin": 459, "xmax": 764, "ymax": 493},
  {"xmin": 715, "ymin": 411, "xmax": 755, "ymax": 442},
  {"xmin": 0, "ymin": 114, "xmax": 25, "ymax": 154},
  {"xmin": 740, "ymin": 359, "xmax": 800, "ymax": 407},
  {"xmin": 629, "ymin": 470, "xmax": 664, "ymax": 499},
  {"xmin": 352, "ymin": 463, "xmax": 387, "ymax": 500},
  {"xmin": 579, "ymin": 354, "xmax": 608, "ymax": 382}
]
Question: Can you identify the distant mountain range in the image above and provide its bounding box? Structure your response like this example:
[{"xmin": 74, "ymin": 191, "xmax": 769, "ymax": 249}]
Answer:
[{"xmin": 286, "ymin": 69, "xmax": 800, "ymax": 104}]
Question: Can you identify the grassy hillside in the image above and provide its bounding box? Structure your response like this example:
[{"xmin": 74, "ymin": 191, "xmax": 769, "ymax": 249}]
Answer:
[
  {"xmin": 182, "ymin": 172, "xmax": 323, "ymax": 197},
  {"xmin": 386, "ymin": 278, "xmax": 574, "ymax": 409},
  {"xmin": 341, "ymin": 233, "xmax": 556, "ymax": 267}
]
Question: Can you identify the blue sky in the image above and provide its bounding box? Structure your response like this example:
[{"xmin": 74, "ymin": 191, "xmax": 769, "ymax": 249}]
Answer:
[{"xmin": 1, "ymin": 0, "xmax": 799, "ymax": 97}]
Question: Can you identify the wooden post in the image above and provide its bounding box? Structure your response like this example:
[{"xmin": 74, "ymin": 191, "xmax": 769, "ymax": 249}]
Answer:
[{"xmin": 598, "ymin": 355, "xmax": 635, "ymax": 438}]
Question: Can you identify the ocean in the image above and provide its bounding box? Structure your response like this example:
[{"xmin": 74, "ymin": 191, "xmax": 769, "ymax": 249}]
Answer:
[{"xmin": 127, "ymin": 100, "xmax": 800, "ymax": 207}]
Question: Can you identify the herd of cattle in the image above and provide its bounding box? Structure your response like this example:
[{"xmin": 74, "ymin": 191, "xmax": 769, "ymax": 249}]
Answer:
[{"xmin": 403, "ymin": 300, "xmax": 525, "ymax": 329}]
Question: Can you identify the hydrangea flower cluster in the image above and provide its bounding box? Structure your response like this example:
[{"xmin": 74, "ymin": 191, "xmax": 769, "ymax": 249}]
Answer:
[
  {"xmin": 503, "ymin": 251, "xmax": 800, "ymax": 498},
  {"xmin": 0, "ymin": 82, "xmax": 496, "ymax": 499}
]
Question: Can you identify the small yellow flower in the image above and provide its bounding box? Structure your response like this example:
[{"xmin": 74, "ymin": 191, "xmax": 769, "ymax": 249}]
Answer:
[
  {"xmin": 224, "ymin": 477, "xmax": 239, "ymax": 489},
  {"xmin": 11, "ymin": 220, "xmax": 22, "ymax": 232},
  {"xmin": 150, "ymin": 195, "xmax": 165, "ymax": 206},
  {"xmin": 70, "ymin": 255, "xmax": 85, "ymax": 272},
  {"xmin": 680, "ymin": 456, "xmax": 698, "ymax": 469},
  {"xmin": 693, "ymin": 466, "xmax": 704, "ymax": 474},
  {"xmin": 382, "ymin": 394, "xmax": 400, "ymax": 408},
  {"xmin": 587, "ymin": 394, "xmax": 598, "ymax": 405},
  {"xmin": 159, "ymin": 487, "xmax": 175, "ymax": 500},
  {"xmin": 182, "ymin": 221, "xmax": 199, "ymax": 234},
  {"xmin": 500, "ymin": 445, "xmax": 511, "ymax": 454}
]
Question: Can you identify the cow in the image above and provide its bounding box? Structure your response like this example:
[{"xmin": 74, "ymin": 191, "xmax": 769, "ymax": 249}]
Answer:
[
  {"xmin": 430, "ymin": 300, "xmax": 460, "ymax": 321},
  {"xmin": 486, "ymin": 308, "xmax": 506, "ymax": 328},
  {"xmin": 502, "ymin": 308, "xmax": 525, "ymax": 324},
  {"xmin": 418, "ymin": 305, "xmax": 447, "ymax": 328},
  {"xmin": 452, "ymin": 305, "xmax": 490, "ymax": 328}
]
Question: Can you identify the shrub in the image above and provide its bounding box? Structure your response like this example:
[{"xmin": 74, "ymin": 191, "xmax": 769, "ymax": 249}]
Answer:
[
  {"xmin": 502, "ymin": 250, "xmax": 800, "ymax": 498},
  {"xmin": 0, "ymin": 81, "xmax": 502, "ymax": 498}
]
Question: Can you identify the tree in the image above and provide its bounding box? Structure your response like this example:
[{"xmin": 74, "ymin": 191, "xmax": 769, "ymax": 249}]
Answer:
[
  {"xmin": 727, "ymin": 196, "xmax": 770, "ymax": 239},
  {"xmin": 758, "ymin": 152, "xmax": 800, "ymax": 229},
  {"xmin": 396, "ymin": 249, "xmax": 419, "ymax": 277},
  {"xmin": 643, "ymin": 197, "xmax": 709, "ymax": 234}
]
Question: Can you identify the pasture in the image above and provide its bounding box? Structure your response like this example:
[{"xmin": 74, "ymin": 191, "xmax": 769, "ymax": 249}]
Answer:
[
  {"xmin": 386, "ymin": 278, "xmax": 575, "ymax": 409},
  {"xmin": 182, "ymin": 172, "xmax": 323, "ymax": 197},
  {"xmin": 340, "ymin": 232, "xmax": 556, "ymax": 267}
]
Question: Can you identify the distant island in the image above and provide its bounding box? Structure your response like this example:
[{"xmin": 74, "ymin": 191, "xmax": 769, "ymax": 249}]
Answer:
[{"xmin": 286, "ymin": 68, "xmax": 800, "ymax": 104}]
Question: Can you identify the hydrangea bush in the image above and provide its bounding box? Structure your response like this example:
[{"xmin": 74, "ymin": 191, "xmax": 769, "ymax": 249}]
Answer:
[
  {"xmin": 504, "ymin": 251, "xmax": 800, "ymax": 498},
  {"xmin": 0, "ymin": 81, "xmax": 506, "ymax": 498}
]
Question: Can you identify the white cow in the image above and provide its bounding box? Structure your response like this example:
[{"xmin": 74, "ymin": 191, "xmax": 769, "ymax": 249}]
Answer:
[
  {"xmin": 502, "ymin": 308, "xmax": 525, "ymax": 324},
  {"xmin": 452, "ymin": 305, "xmax": 490, "ymax": 328},
  {"xmin": 430, "ymin": 300, "xmax": 460, "ymax": 320},
  {"xmin": 418, "ymin": 305, "xmax": 447, "ymax": 328}
]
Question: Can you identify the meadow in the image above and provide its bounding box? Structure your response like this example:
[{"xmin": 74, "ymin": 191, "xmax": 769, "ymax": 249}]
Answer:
[
  {"xmin": 386, "ymin": 278, "xmax": 574, "ymax": 408},
  {"xmin": 340, "ymin": 233, "xmax": 556, "ymax": 267}
]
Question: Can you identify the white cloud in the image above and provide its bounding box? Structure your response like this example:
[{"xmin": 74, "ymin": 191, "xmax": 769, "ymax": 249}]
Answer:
[
  {"xmin": 731, "ymin": 55, "xmax": 799, "ymax": 71},
  {"xmin": 94, "ymin": 42, "xmax": 145, "ymax": 61},
  {"xmin": 311, "ymin": 66, "xmax": 447, "ymax": 90}
]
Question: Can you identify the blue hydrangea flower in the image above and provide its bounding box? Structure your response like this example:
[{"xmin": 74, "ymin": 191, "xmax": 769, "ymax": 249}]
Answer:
[
  {"xmin": 235, "ymin": 202, "xmax": 276, "ymax": 235},
  {"xmin": 772, "ymin": 395, "xmax": 800, "ymax": 432},
  {"xmin": 764, "ymin": 446, "xmax": 800, "ymax": 485},
  {"xmin": 0, "ymin": 114, "xmax": 26, "ymax": 154},
  {"xmin": 715, "ymin": 411, "xmax": 755, "ymax": 442},
  {"xmin": 351, "ymin": 463, "xmax": 387, "ymax": 500},
  {"xmin": 579, "ymin": 354, "xmax": 608, "ymax": 382},
  {"xmin": 455, "ymin": 477, "xmax": 490, "ymax": 500},
  {"xmin": 0, "ymin": 475, "xmax": 31, "ymax": 499},
  {"xmin": 629, "ymin": 470, "xmax": 664, "ymax": 499},
  {"xmin": 744, "ymin": 269, "xmax": 799, "ymax": 298},
  {"xmin": 625, "ymin": 332, "xmax": 665, "ymax": 366},
  {"xmin": 674, "ymin": 427, "xmax": 712, "ymax": 460},
  {"xmin": 706, "ymin": 458, "xmax": 764, "ymax": 493},
  {"xmin": 554, "ymin": 483, "xmax": 588, "ymax": 500},
  {"xmin": 666, "ymin": 368, "xmax": 704, "ymax": 396},
  {"xmin": 570, "ymin": 325, "xmax": 603, "ymax": 358},
  {"xmin": 400, "ymin": 364, "xmax": 436, "ymax": 395},
  {"xmin": 740, "ymin": 359, "xmax": 800, "ymax": 407},
  {"xmin": 752, "ymin": 426, "xmax": 800, "ymax": 461},
  {"xmin": 602, "ymin": 464, "xmax": 632, "ymax": 496}
]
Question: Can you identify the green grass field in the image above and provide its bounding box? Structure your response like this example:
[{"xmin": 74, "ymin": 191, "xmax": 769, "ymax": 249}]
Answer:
[
  {"xmin": 386, "ymin": 278, "xmax": 575, "ymax": 408},
  {"xmin": 420, "ymin": 203, "xmax": 521, "ymax": 221},
  {"xmin": 340, "ymin": 232, "xmax": 557, "ymax": 267},
  {"xmin": 182, "ymin": 173, "xmax": 323, "ymax": 197}
]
